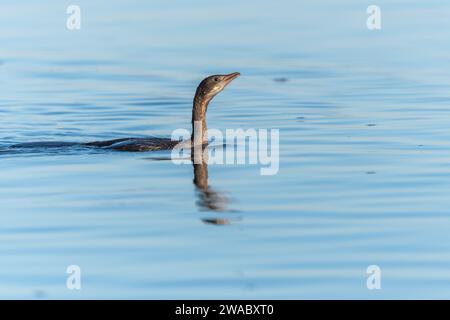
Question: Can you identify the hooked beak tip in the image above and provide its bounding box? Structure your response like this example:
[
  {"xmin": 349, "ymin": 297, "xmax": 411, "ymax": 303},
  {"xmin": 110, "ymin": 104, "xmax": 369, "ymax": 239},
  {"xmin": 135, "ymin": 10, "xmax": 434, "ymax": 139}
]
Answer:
[{"xmin": 224, "ymin": 72, "xmax": 241, "ymax": 82}]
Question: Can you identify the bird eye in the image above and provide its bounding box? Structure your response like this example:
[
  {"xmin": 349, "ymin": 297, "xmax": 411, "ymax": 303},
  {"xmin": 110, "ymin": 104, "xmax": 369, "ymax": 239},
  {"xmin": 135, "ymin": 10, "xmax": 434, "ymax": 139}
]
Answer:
[{"xmin": 214, "ymin": 77, "xmax": 219, "ymax": 82}]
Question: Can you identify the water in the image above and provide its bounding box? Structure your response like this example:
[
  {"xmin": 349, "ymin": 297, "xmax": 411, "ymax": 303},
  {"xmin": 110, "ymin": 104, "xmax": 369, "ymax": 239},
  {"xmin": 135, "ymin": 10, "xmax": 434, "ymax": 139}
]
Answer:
[{"xmin": 1, "ymin": 0, "xmax": 450, "ymax": 299}]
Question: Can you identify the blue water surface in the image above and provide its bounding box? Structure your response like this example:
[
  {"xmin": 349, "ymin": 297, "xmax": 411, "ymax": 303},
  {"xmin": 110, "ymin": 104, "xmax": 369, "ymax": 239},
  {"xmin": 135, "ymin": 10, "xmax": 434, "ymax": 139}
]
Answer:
[{"xmin": 1, "ymin": 0, "xmax": 450, "ymax": 299}]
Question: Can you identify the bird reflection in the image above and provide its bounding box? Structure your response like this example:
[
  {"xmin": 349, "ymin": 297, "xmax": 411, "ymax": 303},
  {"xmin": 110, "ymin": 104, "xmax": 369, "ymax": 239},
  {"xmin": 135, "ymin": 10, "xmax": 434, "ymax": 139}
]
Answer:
[
  {"xmin": 146, "ymin": 145, "xmax": 236, "ymax": 225},
  {"xmin": 191, "ymin": 145, "xmax": 232, "ymax": 225}
]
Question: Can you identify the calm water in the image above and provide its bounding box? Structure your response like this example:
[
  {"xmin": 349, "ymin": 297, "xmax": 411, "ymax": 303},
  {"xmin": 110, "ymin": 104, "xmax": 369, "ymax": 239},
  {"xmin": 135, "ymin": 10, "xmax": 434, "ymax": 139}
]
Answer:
[{"xmin": 1, "ymin": 0, "xmax": 450, "ymax": 299}]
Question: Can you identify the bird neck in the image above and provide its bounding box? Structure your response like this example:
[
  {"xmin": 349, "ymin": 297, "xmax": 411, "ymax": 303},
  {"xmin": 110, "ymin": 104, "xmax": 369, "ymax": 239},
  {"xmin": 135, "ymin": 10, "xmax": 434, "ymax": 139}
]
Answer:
[{"xmin": 191, "ymin": 93, "xmax": 210, "ymax": 145}]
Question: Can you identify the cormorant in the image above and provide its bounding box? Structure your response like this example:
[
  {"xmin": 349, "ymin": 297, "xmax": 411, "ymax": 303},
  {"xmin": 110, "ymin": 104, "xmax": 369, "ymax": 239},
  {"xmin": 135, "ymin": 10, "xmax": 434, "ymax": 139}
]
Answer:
[{"xmin": 11, "ymin": 72, "xmax": 240, "ymax": 152}]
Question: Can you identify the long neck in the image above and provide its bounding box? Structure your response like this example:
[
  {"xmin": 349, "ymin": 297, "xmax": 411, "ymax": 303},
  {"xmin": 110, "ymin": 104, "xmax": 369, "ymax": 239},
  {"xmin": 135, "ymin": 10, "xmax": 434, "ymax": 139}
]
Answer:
[{"xmin": 191, "ymin": 92, "xmax": 210, "ymax": 145}]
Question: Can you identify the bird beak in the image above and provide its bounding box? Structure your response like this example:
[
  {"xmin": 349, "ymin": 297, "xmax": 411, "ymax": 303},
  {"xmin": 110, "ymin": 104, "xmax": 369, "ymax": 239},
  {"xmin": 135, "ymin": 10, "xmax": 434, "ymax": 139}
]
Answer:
[{"xmin": 222, "ymin": 72, "xmax": 240, "ymax": 85}]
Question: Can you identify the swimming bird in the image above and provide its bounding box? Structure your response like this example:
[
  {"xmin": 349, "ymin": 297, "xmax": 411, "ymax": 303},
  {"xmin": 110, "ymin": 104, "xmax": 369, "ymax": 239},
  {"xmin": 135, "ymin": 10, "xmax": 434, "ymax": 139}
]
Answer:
[
  {"xmin": 84, "ymin": 72, "xmax": 240, "ymax": 151},
  {"xmin": 11, "ymin": 72, "xmax": 240, "ymax": 152}
]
